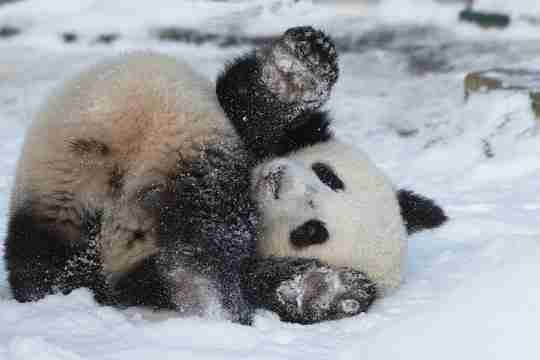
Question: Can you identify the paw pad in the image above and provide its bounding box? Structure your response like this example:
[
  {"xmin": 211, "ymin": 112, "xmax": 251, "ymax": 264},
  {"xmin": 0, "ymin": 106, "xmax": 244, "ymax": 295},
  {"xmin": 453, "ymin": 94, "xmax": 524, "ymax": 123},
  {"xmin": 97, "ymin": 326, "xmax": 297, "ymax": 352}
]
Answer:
[
  {"xmin": 276, "ymin": 265, "xmax": 376, "ymax": 324},
  {"xmin": 258, "ymin": 26, "xmax": 339, "ymax": 108},
  {"xmin": 281, "ymin": 26, "xmax": 338, "ymax": 82}
]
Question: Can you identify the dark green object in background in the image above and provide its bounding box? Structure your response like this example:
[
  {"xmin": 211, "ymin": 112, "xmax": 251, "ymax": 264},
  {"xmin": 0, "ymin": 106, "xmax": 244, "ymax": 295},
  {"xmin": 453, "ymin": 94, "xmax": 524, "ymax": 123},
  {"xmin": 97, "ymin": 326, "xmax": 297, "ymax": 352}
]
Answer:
[{"xmin": 459, "ymin": 9, "xmax": 511, "ymax": 28}]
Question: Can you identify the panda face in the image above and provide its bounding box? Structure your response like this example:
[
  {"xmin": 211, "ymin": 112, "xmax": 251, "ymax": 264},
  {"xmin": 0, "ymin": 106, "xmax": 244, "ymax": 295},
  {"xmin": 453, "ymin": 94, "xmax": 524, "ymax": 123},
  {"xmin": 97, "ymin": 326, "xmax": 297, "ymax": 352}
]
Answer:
[
  {"xmin": 252, "ymin": 157, "xmax": 344, "ymax": 250},
  {"xmin": 252, "ymin": 140, "xmax": 407, "ymax": 289}
]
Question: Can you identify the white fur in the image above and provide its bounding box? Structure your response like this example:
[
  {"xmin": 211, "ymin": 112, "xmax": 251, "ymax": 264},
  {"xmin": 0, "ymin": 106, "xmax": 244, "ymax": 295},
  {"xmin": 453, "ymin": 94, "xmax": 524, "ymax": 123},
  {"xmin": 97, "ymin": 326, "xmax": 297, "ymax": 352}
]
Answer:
[
  {"xmin": 252, "ymin": 140, "xmax": 406, "ymax": 289},
  {"xmin": 12, "ymin": 52, "xmax": 236, "ymax": 278}
]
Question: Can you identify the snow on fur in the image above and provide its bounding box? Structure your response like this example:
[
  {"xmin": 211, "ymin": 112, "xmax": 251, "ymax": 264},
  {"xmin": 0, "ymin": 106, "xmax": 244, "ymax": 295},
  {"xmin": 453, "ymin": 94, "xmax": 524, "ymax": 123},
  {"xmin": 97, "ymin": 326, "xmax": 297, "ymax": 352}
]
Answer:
[{"xmin": 0, "ymin": 0, "xmax": 539, "ymax": 359}]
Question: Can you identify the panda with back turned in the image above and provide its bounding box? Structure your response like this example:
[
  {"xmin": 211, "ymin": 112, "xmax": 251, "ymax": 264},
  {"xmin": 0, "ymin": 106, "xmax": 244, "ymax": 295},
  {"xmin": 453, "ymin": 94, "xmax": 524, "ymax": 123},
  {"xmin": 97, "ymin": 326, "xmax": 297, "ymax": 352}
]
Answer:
[{"xmin": 5, "ymin": 27, "xmax": 383, "ymax": 325}]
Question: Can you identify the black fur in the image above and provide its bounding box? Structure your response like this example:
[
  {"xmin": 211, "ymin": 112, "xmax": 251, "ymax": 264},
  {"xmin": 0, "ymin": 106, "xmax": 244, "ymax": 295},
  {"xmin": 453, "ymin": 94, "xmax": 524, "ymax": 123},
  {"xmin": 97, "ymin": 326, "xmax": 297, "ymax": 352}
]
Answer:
[
  {"xmin": 100, "ymin": 256, "xmax": 174, "ymax": 309},
  {"xmin": 5, "ymin": 204, "xmax": 107, "ymax": 302},
  {"xmin": 272, "ymin": 111, "xmax": 333, "ymax": 157},
  {"xmin": 158, "ymin": 143, "xmax": 257, "ymax": 260},
  {"xmin": 216, "ymin": 53, "xmax": 298, "ymax": 158},
  {"xmin": 241, "ymin": 256, "xmax": 376, "ymax": 324},
  {"xmin": 397, "ymin": 189, "xmax": 448, "ymax": 235},
  {"xmin": 154, "ymin": 143, "xmax": 257, "ymax": 323},
  {"xmin": 109, "ymin": 254, "xmax": 255, "ymax": 326},
  {"xmin": 216, "ymin": 26, "xmax": 338, "ymax": 160}
]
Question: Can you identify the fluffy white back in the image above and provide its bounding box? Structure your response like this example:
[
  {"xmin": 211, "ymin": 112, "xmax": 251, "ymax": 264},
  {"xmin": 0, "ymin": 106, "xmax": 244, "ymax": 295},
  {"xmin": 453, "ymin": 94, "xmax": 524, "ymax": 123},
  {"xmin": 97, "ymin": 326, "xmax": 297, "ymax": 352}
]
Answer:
[{"xmin": 253, "ymin": 140, "xmax": 406, "ymax": 289}]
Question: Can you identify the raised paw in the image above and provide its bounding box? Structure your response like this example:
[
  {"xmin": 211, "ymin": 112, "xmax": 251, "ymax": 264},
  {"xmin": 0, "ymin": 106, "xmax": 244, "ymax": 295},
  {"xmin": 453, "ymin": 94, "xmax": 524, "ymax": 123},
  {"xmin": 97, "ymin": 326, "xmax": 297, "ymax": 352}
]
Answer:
[
  {"xmin": 257, "ymin": 26, "xmax": 339, "ymax": 109},
  {"xmin": 281, "ymin": 26, "xmax": 338, "ymax": 82},
  {"xmin": 275, "ymin": 265, "xmax": 376, "ymax": 324}
]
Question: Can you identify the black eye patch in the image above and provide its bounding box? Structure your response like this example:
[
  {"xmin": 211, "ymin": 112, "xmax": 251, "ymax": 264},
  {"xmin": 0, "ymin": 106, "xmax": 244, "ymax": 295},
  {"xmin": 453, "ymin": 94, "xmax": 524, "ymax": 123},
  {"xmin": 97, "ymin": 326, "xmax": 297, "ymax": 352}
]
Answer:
[
  {"xmin": 290, "ymin": 219, "xmax": 329, "ymax": 249},
  {"xmin": 312, "ymin": 162, "xmax": 345, "ymax": 191}
]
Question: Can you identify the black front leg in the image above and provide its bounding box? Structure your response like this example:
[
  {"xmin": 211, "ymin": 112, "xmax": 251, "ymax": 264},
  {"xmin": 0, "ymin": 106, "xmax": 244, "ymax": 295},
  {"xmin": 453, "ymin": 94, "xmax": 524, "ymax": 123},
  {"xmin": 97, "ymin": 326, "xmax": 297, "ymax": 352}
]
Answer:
[
  {"xmin": 217, "ymin": 26, "xmax": 339, "ymax": 158},
  {"xmin": 5, "ymin": 206, "xmax": 105, "ymax": 303},
  {"xmin": 241, "ymin": 257, "xmax": 376, "ymax": 324},
  {"xmin": 98, "ymin": 255, "xmax": 174, "ymax": 309},
  {"xmin": 111, "ymin": 254, "xmax": 254, "ymax": 325}
]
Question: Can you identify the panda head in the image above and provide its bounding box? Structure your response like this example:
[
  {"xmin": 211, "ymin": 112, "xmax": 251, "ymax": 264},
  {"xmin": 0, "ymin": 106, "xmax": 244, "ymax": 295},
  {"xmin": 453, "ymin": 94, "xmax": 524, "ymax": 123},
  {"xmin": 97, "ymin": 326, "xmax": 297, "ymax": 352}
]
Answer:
[{"xmin": 251, "ymin": 140, "xmax": 407, "ymax": 289}]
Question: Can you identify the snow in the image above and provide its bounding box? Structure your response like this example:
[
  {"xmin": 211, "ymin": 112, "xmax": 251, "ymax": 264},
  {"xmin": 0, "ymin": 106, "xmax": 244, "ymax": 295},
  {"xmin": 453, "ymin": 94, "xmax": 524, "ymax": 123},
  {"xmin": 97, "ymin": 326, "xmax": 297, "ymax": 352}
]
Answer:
[
  {"xmin": 475, "ymin": 0, "xmax": 540, "ymax": 15},
  {"xmin": 0, "ymin": 0, "xmax": 540, "ymax": 359}
]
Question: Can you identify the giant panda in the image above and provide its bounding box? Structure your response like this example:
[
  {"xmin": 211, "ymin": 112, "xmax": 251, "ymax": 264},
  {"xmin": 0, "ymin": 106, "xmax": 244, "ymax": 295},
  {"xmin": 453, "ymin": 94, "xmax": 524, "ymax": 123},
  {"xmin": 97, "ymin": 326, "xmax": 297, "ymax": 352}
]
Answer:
[
  {"xmin": 217, "ymin": 26, "xmax": 448, "ymax": 295},
  {"xmin": 5, "ymin": 27, "xmax": 380, "ymax": 325}
]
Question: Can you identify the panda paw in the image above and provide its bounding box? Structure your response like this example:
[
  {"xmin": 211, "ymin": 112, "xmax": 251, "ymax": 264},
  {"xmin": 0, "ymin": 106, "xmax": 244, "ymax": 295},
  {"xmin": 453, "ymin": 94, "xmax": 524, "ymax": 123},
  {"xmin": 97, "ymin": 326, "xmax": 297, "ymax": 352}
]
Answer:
[
  {"xmin": 257, "ymin": 26, "xmax": 339, "ymax": 110},
  {"xmin": 280, "ymin": 26, "xmax": 339, "ymax": 83},
  {"xmin": 276, "ymin": 265, "xmax": 376, "ymax": 324}
]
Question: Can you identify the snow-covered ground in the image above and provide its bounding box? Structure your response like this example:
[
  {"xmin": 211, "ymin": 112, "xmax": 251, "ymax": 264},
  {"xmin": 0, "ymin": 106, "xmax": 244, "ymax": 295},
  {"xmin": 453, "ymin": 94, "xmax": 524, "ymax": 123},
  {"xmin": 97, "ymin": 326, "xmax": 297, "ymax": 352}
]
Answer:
[{"xmin": 0, "ymin": 1, "xmax": 539, "ymax": 359}]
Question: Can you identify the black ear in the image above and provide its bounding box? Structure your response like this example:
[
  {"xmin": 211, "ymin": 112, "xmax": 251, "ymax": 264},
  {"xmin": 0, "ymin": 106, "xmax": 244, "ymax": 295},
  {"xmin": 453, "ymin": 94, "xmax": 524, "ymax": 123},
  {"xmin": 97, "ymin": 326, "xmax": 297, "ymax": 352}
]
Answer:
[
  {"xmin": 290, "ymin": 219, "xmax": 329, "ymax": 248},
  {"xmin": 397, "ymin": 189, "xmax": 448, "ymax": 235}
]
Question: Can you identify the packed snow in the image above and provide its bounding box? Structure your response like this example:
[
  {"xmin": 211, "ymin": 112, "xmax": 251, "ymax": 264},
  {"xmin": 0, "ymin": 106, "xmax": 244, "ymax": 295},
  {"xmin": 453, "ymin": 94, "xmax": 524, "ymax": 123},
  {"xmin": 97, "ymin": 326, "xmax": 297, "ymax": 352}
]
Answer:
[{"xmin": 0, "ymin": 0, "xmax": 539, "ymax": 359}]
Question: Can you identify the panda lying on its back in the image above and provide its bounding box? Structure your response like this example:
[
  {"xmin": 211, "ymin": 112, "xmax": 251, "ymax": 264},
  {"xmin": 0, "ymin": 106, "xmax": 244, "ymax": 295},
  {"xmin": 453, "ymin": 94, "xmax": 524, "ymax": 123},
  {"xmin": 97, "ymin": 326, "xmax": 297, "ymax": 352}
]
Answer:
[
  {"xmin": 218, "ymin": 27, "xmax": 448, "ymax": 298},
  {"xmin": 5, "ymin": 28, "xmax": 382, "ymax": 325}
]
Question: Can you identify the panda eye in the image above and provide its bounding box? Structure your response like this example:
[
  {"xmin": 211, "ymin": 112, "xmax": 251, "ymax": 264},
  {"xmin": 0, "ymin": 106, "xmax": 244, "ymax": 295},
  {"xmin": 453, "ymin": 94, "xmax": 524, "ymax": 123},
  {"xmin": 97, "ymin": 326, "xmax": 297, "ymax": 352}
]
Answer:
[
  {"xmin": 312, "ymin": 162, "xmax": 345, "ymax": 191},
  {"xmin": 290, "ymin": 219, "xmax": 329, "ymax": 248}
]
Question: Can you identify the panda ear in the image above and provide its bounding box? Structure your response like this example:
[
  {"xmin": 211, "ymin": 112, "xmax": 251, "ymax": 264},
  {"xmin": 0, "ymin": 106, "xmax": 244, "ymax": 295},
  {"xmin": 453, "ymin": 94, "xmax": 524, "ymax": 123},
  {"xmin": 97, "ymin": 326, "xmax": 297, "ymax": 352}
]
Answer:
[
  {"xmin": 397, "ymin": 189, "xmax": 448, "ymax": 235},
  {"xmin": 290, "ymin": 219, "xmax": 329, "ymax": 248}
]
